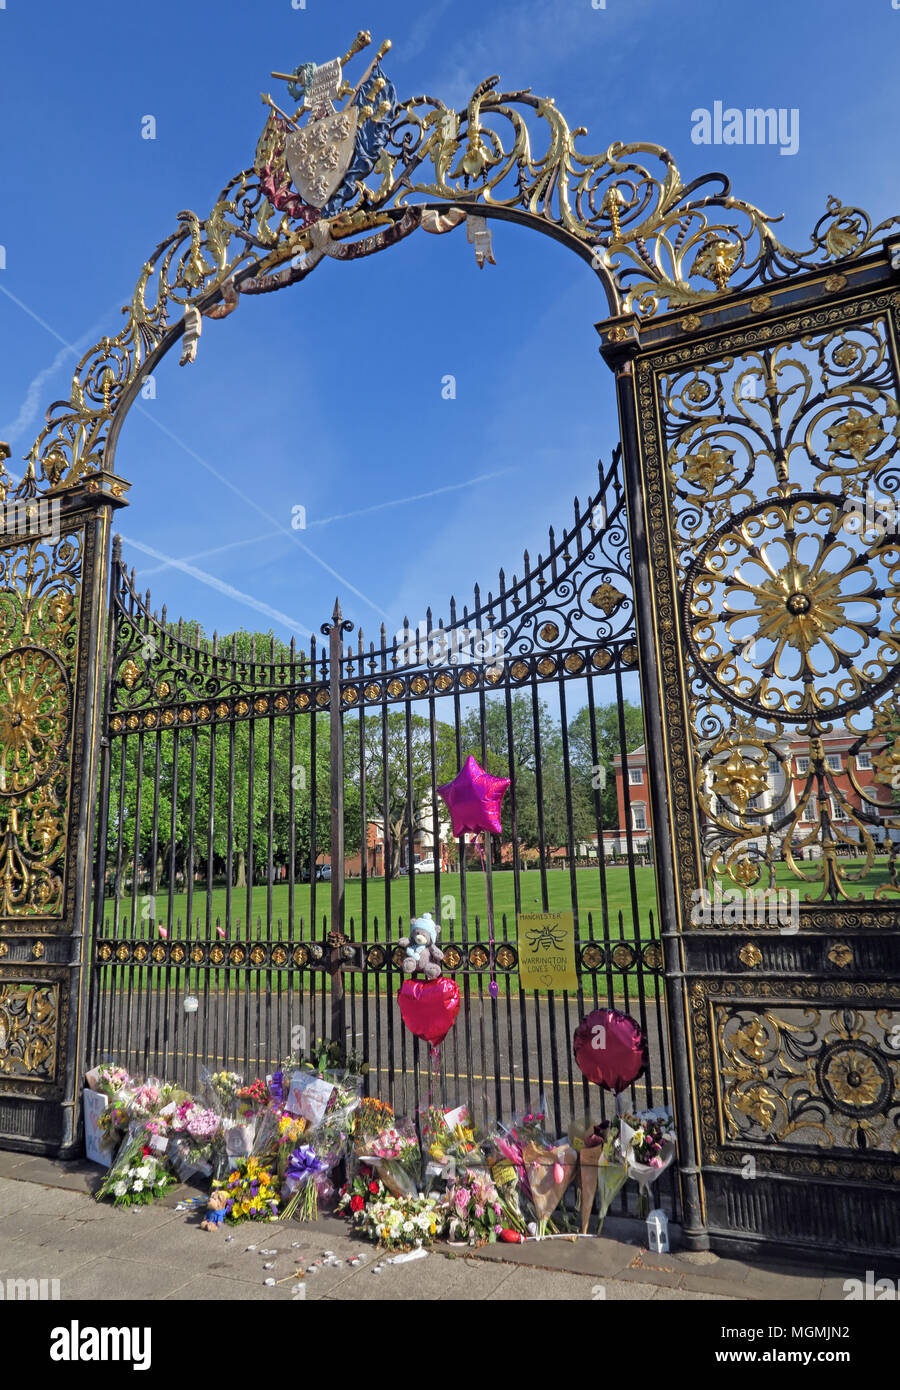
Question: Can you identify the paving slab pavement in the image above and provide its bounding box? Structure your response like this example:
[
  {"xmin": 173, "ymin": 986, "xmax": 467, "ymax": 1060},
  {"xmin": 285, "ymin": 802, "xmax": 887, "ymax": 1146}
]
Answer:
[{"xmin": 0, "ymin": 1164, "xmax": 857, "ymax": 1302}]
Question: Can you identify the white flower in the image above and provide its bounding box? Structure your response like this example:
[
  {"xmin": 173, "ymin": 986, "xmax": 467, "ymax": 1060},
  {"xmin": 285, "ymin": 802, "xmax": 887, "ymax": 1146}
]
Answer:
[
  {"xmin": 113, "ymin": 1182, "xmax": 127, "ymax": 1197},
  {"xmin": 132, "ymin": 1180, "xmax": 144, "ymax": 1192},
  {"xmin": 135, "ymin": 1165, "xmax": 150, "ymax": 1180}
]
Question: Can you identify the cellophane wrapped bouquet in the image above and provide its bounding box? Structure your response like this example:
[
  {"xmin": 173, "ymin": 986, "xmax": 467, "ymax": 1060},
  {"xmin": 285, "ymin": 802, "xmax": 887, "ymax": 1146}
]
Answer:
[
  {"xmin": 421, "ymin": 1104, "xmax": 484, "ymax": 1189},
  {"xmin": 443, "ymin": 1168, "xmax": 505, "ymax": 1245},
  {"xmin": 572, "ymin": 1118, "xmax": 628, "ymax": 1234},
  {"xmin": 88, "ymin": 1064, "xmax": 135, "ymax": 1155},
  {"xmin": 167, "ymin": 1100, "xmax": 222, "ymax": 1180},
  {"xmin": 349, "ymin": 1097, "xmax": 395, "ymax": 1177},
  {"xmin": 357, "ymin": 1116, "xmax": 422, "ymax": 1199},
  {"xmin": 618, "ymin": 1107, "xmax": 676, "ymax": 1215},
  {"xmin": 276, "ymin": 1059, "xmax": 363, "ymax": 1222},
  {"xmin": 494, "ymin": 1108, "xmax": 576, "ymax": 1236},
  {"xmin": 94, "ymin": 1074, "xmax": 188, "ymax": 1207},
  {"xmin": 214, "ymin": 1158, "xmax": 280, "ymax": 1223}
]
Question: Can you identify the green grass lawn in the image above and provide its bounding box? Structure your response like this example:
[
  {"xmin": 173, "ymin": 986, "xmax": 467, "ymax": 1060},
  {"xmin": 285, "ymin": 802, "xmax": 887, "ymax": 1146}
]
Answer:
[
  {"xmin": 99, "ymin": 854, "xmax": 898, "ymax": 945},
  {"xmin": 100, "ymin": 865, "xmax": 660, "ymax": 941}
]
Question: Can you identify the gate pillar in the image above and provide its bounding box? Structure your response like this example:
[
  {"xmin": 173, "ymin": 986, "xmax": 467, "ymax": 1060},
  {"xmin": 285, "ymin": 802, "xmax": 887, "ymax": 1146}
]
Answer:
[
  {"xmin": 599, "ymin": 317, "xmax": 709, "ymax": 1251},
  {"xmin": 600, "ymin": 250, "xmax": 900, "ymax": 1265},
  {"xmin": 0, "ymin": 471, "xmax": 128, "ymax": 1156}
]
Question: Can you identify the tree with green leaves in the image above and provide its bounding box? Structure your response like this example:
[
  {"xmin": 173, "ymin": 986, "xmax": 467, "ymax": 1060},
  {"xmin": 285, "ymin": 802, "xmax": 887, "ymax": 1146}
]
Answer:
[
  {"xmin": 345, "ymin": 711, "xmax": 456, "ymax": 879},
  {"xmin": 107, "ymin": 626, "xmax": 361, "ymax": 897},
  {"xmin": 567, "ymin": 699, "xmax": 646, "ymax": 831}
]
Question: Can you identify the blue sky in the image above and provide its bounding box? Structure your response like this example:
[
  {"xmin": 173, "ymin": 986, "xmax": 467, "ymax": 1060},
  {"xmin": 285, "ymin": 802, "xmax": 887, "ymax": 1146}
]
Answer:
[{"xmin": 1, "ymin": 0, "xmax": 898, "ymax": 653}]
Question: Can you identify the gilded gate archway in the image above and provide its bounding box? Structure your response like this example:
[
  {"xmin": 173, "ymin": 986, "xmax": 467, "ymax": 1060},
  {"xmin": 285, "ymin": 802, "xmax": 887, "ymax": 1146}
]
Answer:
[{"xmin": 0, "ymin": 27, "xmax": 897, "ymax": 1262}]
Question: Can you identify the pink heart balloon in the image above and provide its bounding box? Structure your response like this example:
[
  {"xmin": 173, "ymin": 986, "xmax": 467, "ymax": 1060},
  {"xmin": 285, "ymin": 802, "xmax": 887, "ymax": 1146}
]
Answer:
[
  {"xmin": 438, "ymin": 755, "xmax": 511, "ymax": 837},
  {"xmin": 397, "ymin": 977, "xmax": 461, "ymax": 1048},
  {"xmin": 573, "ymin": 1008, "xmax": 647, "ymax": 1095}
]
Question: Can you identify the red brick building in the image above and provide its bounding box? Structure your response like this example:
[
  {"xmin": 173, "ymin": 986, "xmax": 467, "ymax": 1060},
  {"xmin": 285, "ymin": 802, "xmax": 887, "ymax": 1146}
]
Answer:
[{"xmin": 603, "ymin": 726, "xmax": 894, "ymax": 860}]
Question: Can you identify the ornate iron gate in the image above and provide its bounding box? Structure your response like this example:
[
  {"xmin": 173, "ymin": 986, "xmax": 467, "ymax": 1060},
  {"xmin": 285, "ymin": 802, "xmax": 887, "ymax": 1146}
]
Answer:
[
  {"xmin": 600, "ymin": 255, "xmax": 900, "ymax": 1262},
  {"xmin": 85, "ymin": 454, "xmax": 680, "ymax": 1220},
  {"xmin": 1, "ymin": 26, "xmax": 897, "ymax": 1261}
]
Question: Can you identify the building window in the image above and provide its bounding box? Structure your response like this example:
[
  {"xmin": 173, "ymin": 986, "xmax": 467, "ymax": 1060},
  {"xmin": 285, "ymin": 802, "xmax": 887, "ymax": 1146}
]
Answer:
[
  {"xmin": 795, "ymin": 756, "xmax": 809, "ymax": 774},
  {"xmin": 830, "ymin": 798, "xmax": 849, "ymax": 822},
  {"xmin": 632, "ymin": 803, "xmax": 647, "ymax": 831},
  {"xmin": 628, "ymin": 767, "xmax": 643, "ymax": 784},
  {"xmin": 856, "ymin": 752, "xmax": 872, "ymax": 771},
  {"xmin": 825, "ymin": 754, "xmax": 842, "ymax": 772}
]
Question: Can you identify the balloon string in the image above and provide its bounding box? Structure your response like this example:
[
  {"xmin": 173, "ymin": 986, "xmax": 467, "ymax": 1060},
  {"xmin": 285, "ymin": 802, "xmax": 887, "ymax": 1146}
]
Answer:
[
  {"xmin": 477, "ymin": 834, "xmax": 499, "ymax": 1000},
  {"xmin": 424, "ymin": 1044, "xmax": 440, "ymax": 1109}
]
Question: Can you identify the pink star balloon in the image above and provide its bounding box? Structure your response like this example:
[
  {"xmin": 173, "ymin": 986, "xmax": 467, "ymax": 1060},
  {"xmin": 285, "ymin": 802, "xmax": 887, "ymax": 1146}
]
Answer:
[{"xmin": 438, "ymin": 755, "xmax": 511, "ymax": 837}]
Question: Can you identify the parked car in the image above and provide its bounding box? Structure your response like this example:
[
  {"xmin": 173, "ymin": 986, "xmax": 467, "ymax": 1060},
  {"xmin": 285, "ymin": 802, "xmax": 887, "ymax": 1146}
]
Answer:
[
  {"xmin": 316, "ymin": 864, "xmax": 332, "ymax": 881},
  {"xmin": 413, "ymin": 857, "xmax": 440, "ymax": 874}
]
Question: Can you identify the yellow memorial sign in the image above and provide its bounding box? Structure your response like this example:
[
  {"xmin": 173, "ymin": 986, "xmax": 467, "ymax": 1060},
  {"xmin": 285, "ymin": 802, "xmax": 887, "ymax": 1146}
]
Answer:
[{"xmin": 517, "ymin": 912, "xmax": 578, "ymax": 992}]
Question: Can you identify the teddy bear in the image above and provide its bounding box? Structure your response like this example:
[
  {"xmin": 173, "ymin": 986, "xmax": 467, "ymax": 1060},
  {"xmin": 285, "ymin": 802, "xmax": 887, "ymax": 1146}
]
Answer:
[
  {"xmin": 398, "ymin": 912, "xmax": 444, "ymax": 980},
  {"xmin": 200, "ymin": 1188, "xmax": 229, "ymax": 1231}
]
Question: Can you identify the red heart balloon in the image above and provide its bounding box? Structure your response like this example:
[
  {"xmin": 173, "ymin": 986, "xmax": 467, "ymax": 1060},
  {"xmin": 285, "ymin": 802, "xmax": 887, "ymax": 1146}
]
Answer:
[
  {"xmin": 573, "ymin": 1008, "xmax": 647, "ymax": 1094},
  {"xmin": 397, "ymin": 977, "xmax": 461, "ymax": 1048}
]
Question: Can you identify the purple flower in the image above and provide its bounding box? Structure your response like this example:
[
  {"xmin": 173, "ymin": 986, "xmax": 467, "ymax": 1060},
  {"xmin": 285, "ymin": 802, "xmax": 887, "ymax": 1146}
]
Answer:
[{"xmin": 270, "ymin": 1072, "xmax": 284, "ymax": 1103}]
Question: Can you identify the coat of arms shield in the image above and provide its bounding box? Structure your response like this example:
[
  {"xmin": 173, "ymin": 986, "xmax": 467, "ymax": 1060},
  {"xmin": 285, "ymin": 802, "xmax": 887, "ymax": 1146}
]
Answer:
[{"xmin": 285, "ymin": 106, "xmax": 360, "ymax": 210}]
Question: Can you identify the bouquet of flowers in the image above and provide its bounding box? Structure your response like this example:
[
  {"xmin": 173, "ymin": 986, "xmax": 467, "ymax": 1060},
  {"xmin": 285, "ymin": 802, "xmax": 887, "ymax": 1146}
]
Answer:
[
  {"xmin": 484, "ymin": 1147, "xmax": 528, "ymax": 1233},
  {"xmin": 358, "ymin": 1121, "xmax": 421, "ymax": 1199},
  {"xmin": 272, "ymin": 1112, "xmax": 309, "ymax": 1178},
  {"xmin": 491, "ymin": 1107, "xmax": 552, "ymax": 1227},
  {"xmin": 336, "ymin": 1164, "xmax": 386, "ymax": 1222},
  {"xmin": 205, "ymin": 1069, "xmax": 243, "ymax": 1116},
  {"xmin": 97, "ymin": 1100, "xmax": 132, "ymax": 1151},
  {"xmin": 443, "ymin": 1170, "xmax": 504, "ymax": 1245},
  {"xmin": 294, "ymin": 1036, "xmax": 368, "ymax": 1080},
  {"xmin": 345, "ymin": 1191, "xmax": 447, "ymax": 1251},
  {"xmin": 619, "ymin": 1107, "xmax": 676, "ymax": 1215},
  {"xmin": 352, "ymin": 1097, "xmax": 395, "ymax": 1148},
  {"xmin": 573, "ymin": 1119, "xmax": 628, "ymax": 1234},
  {"xmin": 102, "ymin": 1156, "xmax": 174, "ymax": 1208},
  {"xmin": 421, "ymin": 1105, "xmax": 484, "ymax": 1185},
  {"xmin": 96, "ymin": 1114, "xmax": 175, "ymax": 1206},
  {"xmin": 521, "ymin": 1137, "xmax": 578, "ymax": 1237},
  {"xmin": 167, "ymin": 1101, "xmax": 222, "ymax": 1180},
  {"xmin": 215, "ymin": 1158, "xmax": 280, "ymax": 1223},
  {"xmin": 171, "ymin": 1101, "xmax": 220, "ymax": 1143},
  {"xmin": 89, "ymin": 1064, "xmax": 133, "ymax": 1100},
  {"xmin": 279, "ymin": 1144, "xmax": 330, "ymax": 1222},
  {"xmin": 236, "ymin": 1079, "xmax": 269, "ymax": 1115},
  {"xmin": 199, "ymin": 1068, "xmax": 259, "ymax": 1175},
  {"xmin": 311, "ymin": 1092, "xmax": 360, "ymax": 1172},
  {"xmin": 280, "ymin": 1058, "xmax": 362, "ymax": 1175},
  {"xmin": 130, "ymin": 1081, "xmax": 164, "ymax": 1117}
]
